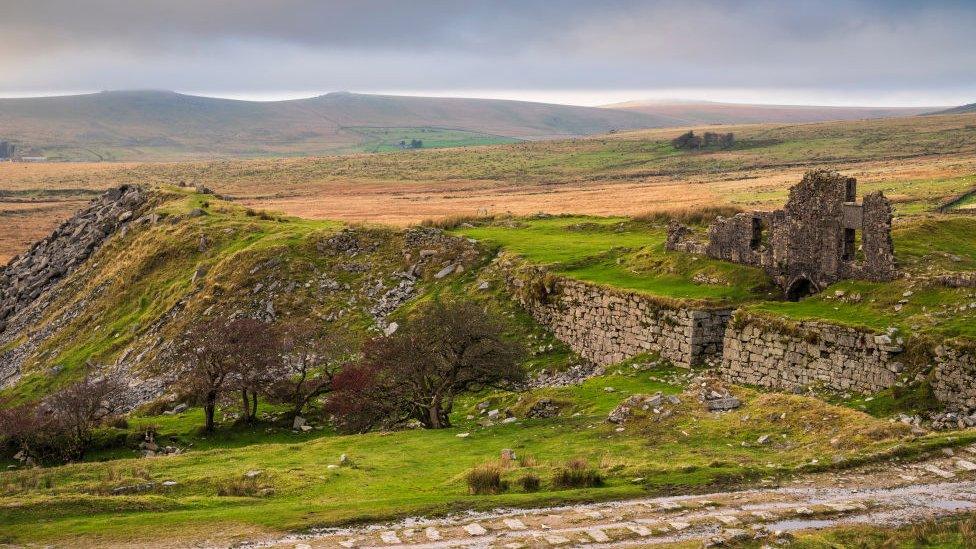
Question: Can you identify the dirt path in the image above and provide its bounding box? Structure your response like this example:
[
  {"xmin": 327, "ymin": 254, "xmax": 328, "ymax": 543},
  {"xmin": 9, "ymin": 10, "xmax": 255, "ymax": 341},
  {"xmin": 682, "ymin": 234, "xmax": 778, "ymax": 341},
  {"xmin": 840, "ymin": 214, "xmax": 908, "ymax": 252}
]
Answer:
[{"xmin": 247, "ymin": 451, "xmax": 976, "ymax": 548}]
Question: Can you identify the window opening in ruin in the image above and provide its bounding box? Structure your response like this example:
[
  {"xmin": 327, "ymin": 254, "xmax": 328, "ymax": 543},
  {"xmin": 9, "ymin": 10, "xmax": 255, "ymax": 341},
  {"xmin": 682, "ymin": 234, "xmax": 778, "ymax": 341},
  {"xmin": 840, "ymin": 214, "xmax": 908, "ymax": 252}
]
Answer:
[
  {"xmin": 786, "ymin": 277, "xmax": 815, "ymax": 302},
  {"xmin": 842, "ymin": 228, "xmax": 856, "ymax": 261},
  {"xmin": 750, "ymin": 217, "xmax": 763, "ymax": 250}
]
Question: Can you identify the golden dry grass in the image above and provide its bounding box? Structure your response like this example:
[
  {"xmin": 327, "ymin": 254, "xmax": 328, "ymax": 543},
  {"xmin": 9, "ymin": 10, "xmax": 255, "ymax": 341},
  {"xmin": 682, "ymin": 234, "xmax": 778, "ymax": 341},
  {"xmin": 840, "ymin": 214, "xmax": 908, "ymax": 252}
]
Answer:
[{"xmin": 2, "ymin": 113, "xmax": 976, "ymax": 263}]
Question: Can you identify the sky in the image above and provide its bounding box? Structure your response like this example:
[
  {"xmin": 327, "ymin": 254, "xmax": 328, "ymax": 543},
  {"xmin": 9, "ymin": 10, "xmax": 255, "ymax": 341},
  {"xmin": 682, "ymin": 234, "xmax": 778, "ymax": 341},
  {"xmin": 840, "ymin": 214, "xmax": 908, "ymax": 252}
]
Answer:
[{"xmin": 1, "ymin": 0, "xmax": 974, "ymax": 107}]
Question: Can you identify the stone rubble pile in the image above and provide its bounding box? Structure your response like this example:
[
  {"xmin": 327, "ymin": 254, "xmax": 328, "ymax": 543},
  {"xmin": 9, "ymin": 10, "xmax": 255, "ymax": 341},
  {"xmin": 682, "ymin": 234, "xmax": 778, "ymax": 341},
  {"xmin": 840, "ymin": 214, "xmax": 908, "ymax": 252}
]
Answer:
[
  {"xmin": 0, "ymin": 185, "xmax": 148, "ymax": 332},
  {"xmin": 607, "ymin": 392, "xmax": 682, "ymax": 424},
  {"xmin": 699, "ymin": 378, "xmax": 742, "ymax": 411}
]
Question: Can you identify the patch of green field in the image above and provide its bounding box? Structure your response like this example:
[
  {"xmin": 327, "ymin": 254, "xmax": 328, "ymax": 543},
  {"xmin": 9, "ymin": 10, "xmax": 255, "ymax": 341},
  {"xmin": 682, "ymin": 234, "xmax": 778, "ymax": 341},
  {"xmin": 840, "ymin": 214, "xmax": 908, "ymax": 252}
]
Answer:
[
  {"xmin": 347, "ymin": 126, "xmax": 520, "ymax": 153},
  {"xmin": 4, "ymin": 364, "xmax": 968, "ymax": 546},
  {"xmin": 454, "ymin": 216, "xmax": 774, "ymax": 304}
]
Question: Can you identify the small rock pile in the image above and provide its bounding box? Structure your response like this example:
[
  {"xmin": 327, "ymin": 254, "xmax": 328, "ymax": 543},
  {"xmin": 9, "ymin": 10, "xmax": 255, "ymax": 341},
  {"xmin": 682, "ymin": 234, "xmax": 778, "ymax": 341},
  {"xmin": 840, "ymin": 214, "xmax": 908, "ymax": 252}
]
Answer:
[
  {"xmin": 526, "ymin": 362, "xmax": 603, "ymax": 389},
  {"xmin": 139, "ymin": 432, "xmax": 182, "ymax": 457},
  {"xmin": 699, "ymin": 378, "xmax": 742, "ymax": 411},
  {"xmin": 929, "ymin": 410, "xmax": 976, "ymax": 431},
  {"xmin": 607, "ymin": 392, "xmax": 681, "ymax": 424}
]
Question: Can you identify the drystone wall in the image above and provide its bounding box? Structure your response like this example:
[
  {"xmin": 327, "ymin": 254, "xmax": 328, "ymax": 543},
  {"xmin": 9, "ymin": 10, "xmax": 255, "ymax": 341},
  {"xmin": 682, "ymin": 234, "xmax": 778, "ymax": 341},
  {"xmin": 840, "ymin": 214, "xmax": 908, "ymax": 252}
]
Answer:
[
  {"xmin": 933, "ymin": 344, "xmax": 976, "ymax": 412},
  {"xmin": 720, "ymin": 312, "xmax": 902, "ymax": 394},
  {"xmin": 496, "ymin": 257, "xmax": 731, "ymax": 367}
]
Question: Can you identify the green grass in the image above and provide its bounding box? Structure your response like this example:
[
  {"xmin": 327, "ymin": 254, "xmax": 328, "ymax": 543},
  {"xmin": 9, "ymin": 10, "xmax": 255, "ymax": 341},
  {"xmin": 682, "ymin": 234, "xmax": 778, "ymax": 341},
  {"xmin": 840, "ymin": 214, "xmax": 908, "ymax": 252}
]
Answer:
[
  {"xmin": 454, "ymin": 216, "xmax": 774, "ymax": 304},
  {"xmin": 5, "ymin": 364, "xmax": 969, "ymax": 546}
]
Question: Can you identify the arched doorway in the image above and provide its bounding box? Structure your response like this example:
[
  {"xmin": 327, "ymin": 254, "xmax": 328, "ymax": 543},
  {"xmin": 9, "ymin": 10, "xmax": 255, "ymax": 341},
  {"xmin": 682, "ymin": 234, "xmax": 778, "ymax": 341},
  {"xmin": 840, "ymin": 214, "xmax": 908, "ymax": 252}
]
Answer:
[{"xmin": 785, "ymin": 277, "xmax": 815, "ymax": 301}]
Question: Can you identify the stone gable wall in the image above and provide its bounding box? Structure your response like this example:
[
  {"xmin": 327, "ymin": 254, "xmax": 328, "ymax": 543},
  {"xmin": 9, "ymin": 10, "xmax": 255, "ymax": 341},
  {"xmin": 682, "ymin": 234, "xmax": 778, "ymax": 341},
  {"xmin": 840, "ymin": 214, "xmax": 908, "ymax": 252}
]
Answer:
[{"xmin": 720, "ymin": 313, "xmax": 901, "ymax": 394}]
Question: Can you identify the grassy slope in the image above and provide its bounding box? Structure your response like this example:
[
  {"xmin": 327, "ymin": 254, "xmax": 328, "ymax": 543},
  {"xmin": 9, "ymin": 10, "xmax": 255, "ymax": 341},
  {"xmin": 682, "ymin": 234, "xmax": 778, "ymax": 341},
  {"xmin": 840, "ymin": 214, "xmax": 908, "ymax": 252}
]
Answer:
[
  {"xmin": 5, "ymin": 361, "xmax": 970, "ymax": 546},
  {"xmin": 0, "ymin": 91, "xmax": 667, "ymax": 161},
  {"xmin": 1, "ymin": 188, "xmax": 584, "ymax": 404},
  {"xmin": 603, "ymin": 101, "xmax": 937, "ymax": 125}
]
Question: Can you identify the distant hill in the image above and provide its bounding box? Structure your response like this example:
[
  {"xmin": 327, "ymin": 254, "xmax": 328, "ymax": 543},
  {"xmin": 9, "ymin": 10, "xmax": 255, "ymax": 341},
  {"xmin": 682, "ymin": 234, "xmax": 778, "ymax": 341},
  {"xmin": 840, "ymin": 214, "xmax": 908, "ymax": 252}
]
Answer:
[
  {"xmin": 602, "ymin": 100, "xmax": 939, "ymax": 125},
  {"xmin": 0, "ymin": 91, "xmax": 673, "ymax": 161},
  {"xmin": 933, "ymin": 103, "xmax": 976, "ymax": 115}
]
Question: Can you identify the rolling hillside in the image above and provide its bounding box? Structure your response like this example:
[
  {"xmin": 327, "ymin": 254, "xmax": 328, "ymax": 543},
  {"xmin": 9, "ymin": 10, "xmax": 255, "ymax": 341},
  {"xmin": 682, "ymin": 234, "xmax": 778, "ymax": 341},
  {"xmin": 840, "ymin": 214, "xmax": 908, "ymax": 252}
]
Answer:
[
  {"xmin": 603, "ymin": 100, "xmax": 939, "ymax": 125},
  {"xmin": 0, "ymin": 91, "xmax": 671, "ymax": 161},
  {"xmin": 935, "ymin": 102, "xmax": 976, "ymax": 115}
]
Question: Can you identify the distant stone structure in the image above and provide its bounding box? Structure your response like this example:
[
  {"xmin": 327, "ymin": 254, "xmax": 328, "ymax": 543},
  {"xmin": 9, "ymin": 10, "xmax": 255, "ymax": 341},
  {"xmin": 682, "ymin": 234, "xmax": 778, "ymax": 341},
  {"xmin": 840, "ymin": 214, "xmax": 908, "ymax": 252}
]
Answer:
[
  {"xmin": 0, "ymin": 140, "xmax": 14, "ymax": 159},
  {"xmin": 671, "ymin": 130, "xmax": 734, "ymax": 150},
  {"xmin": 666, "ymin": 169, "xmax": 896, "ymax": 299}
]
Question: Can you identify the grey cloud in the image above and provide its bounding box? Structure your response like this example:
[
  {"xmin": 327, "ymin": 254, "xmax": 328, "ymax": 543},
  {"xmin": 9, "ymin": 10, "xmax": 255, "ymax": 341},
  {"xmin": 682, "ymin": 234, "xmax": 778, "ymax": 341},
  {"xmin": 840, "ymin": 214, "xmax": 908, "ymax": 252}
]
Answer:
[{"xmin": 0, "ymin": 0, "xmax": 974, "ymax": 98}]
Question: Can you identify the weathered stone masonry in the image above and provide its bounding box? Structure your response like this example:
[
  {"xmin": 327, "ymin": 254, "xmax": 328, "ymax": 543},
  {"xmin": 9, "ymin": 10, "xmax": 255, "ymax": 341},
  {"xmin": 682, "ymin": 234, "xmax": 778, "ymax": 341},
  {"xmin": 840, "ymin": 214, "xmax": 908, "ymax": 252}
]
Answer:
[
  {"xmin": 720, "ymin": 312, "xmax": 901, "ymax": 394},
  {"xmin": 497, "ymin": 258, "xmax": 731, "ymax": 368},
  {"xmin": 667, "ymin": 169, "xmax": 896, "ymax": 300},
  {"xmin": 933, "ymin": 344, "xmax": 976, "ymax": 412}
]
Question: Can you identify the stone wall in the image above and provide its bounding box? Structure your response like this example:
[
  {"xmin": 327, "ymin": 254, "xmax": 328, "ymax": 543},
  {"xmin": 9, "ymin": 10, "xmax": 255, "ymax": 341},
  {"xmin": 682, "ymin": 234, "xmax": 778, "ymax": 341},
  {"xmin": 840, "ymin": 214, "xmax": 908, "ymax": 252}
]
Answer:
[
  {"xmin": 497, "ymin": 258, "xmax": 731, "ymax": 367},
  {"xmin": 933, "ymin": 344, "xmax": 976, "ymax": 412},
  {"xmin": 720, "ymin": 312, "xmax": 901, "ymax": 394}
]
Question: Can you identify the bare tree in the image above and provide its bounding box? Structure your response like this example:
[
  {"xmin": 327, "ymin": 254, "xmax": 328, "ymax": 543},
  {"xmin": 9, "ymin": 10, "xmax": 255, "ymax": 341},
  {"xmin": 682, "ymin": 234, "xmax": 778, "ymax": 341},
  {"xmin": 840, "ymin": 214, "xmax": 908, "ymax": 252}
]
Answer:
[
  {"xmin": 267, "ymin": 320, "xmax": 353, "ymax": 419},
  {"xmin": 0, "ymin": 397, "xmax": 55, "ymax": 463},
  {"xmin": 47, "ymin": 373, "xmax": 124, "ymax": 460},
  {"xmin": 177, "ymin": 319, "xmax": 235, "ymax": 432},
  {"xmin": 329, "ymin": 300, "xmax": 524, "ymax": 431},
  {"xmin": 224, "ymin": 318, "xmax": 281, "ymax": 423}
]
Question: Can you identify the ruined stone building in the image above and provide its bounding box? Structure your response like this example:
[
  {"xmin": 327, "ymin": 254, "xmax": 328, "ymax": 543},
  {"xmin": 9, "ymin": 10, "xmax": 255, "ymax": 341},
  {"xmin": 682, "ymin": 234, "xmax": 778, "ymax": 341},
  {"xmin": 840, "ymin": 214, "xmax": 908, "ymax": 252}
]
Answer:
[{"xmin": 666, "ymin": 169, "xmax": 896, "ymax": 300}]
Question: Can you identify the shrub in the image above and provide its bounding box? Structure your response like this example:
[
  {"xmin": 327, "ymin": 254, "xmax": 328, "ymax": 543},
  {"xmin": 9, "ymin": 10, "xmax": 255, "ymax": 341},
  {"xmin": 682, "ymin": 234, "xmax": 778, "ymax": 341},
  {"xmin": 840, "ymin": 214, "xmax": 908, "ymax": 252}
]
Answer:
[
  {"xmin": 519, "ymin": 454, "xmax": 539, "ymax": 467},
  {"xmin": 518, "ymin": 473, "xmax": 541, "ymax": 492},
  {"xmin": 552, "ymin": 457, "xmax": 603, "ymax": 489},
  {"xmin": 466, "ymin": 463, "xmax": 506, "ymax": 495}
]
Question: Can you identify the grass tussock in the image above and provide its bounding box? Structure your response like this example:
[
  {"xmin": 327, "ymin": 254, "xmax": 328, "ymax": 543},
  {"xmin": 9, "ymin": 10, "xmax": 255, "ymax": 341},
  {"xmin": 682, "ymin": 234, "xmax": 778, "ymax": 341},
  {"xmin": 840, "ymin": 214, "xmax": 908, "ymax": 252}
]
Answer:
[
  {"xmin": 633, "ymin": 205, "xmax": 743, "ymax": 226},
  {"xmin": 552, "ymin": 457, "xmax": 603, "ymax": 489},
  {"xmin": 517, "ymin": 473, "xmax": 541, "ymax": 492},
  {"xmin": 419, "ymin": 213, "xmax": 496, "ymax": 230},
  {"xmin": 465, "ymin": 463, "xmax": 507, "ymax": 495},
  {"xmin": 215, "ymin": 476, "xmax": 270, "ymax": 498}
]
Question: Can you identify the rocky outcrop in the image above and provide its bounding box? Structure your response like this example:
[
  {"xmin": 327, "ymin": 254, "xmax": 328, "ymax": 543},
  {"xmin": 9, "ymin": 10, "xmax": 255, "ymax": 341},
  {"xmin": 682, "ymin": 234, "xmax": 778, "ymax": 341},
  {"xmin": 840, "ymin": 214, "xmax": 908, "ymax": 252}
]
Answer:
[{"xmin": 0, "ymin": 185, "xmax": 148, "ymax": 332}]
